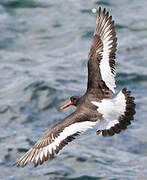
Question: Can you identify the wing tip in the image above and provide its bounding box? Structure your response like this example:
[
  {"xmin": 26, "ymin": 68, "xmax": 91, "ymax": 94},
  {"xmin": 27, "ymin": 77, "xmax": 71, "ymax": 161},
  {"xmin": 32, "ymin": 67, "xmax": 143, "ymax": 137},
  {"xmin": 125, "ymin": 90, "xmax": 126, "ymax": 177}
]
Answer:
[
  {"xmin": 13, "ymin": 161, "xmax": 20, "ymax": 167},
  {"xmin": 14, "ymin": 161, "xmax": 27, "ymax": 168},
  {"xmin": 98, "ymin": 7, "xmax": 101, "ymax": 15},
  {"xmin": 15, "ymin": 128, "xmax": 83, "ymax": 168},
  {"xmin": 97, "ymin": 7, "xmax": 110, "ymax": 19}
]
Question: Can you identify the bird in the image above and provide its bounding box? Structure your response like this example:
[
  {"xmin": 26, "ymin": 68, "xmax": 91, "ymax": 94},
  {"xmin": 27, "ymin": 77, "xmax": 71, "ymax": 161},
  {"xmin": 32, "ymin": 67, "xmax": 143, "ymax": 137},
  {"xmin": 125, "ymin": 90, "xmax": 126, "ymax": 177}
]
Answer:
[{"xmin": 15, "ymin": 7, "xmax": 136, "ymax": 167}]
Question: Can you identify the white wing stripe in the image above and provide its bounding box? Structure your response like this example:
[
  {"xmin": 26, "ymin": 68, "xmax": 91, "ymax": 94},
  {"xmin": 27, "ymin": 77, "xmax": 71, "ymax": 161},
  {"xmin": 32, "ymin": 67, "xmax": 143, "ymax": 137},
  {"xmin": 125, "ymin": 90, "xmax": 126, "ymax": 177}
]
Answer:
[
  {"xmin": 44, "ymin": 147, "xmax": 48, "ymax": 158},
  {"xmin": 104, "ymin": 30, "xmax": 112, "ymax": 39},
  {"xmin": 32, "ymin": 121, "xmax": 97, "ymax": 163},
  {"xmin": 35, "ymin": 149, "xmax": 41, "ymax": 163},
  {"xmin": 96, "ymin": 12, "xmax": 116, "ymax": 93},
  {"xmin": 40, "ymin": 150, "xmax": 44, "ymax": 162},
  {"xmin": 31, "ymin": 149, "xmax": 37, "ymax": 162},
  {"xmin": 104, "ymin": 24, "xmax": 111, "ymax": 34},
  {"xmin": 27, "ymin": 149, "xmax": 34, "ymax": 162},
  {"xmin": 103, "ymin": 38, "xmax": 113, "ymax": 46}
]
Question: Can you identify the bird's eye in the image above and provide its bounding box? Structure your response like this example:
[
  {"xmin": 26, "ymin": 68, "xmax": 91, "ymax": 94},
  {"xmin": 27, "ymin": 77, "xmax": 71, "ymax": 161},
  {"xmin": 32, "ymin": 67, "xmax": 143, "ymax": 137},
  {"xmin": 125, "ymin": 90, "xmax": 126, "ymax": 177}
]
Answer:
[
  {"xmin": 73, "ymin": 98, "xmax": 76, "ymax": 101},
  {"xmin": 105, "ymin": 92, "xmax": 109, "ymax": 95}
]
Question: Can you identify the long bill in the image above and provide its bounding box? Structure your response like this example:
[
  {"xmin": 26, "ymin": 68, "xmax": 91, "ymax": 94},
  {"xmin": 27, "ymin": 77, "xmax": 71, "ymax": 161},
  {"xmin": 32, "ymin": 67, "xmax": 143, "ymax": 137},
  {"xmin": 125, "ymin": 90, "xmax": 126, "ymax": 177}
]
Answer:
[{"xmin": 60, "ymin": 101, "xmax": 72, "ymax": 110}]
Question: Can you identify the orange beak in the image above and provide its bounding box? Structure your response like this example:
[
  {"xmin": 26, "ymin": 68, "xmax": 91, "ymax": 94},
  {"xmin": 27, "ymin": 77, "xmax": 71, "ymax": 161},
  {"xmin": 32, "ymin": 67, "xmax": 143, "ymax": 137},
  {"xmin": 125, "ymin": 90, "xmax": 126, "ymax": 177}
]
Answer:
[{"xmin": 60, "ymin": 101, "xmax": 72, "ymax": 110}]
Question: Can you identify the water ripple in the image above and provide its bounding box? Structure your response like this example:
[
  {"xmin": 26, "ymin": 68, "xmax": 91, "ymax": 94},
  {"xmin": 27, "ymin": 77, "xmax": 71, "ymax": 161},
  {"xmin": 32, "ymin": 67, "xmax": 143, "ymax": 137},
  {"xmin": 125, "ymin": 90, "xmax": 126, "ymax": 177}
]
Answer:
[
  {"xmin": 1, "ymin": 0, "xmax": 46, "ymax": 9},
  {"xmin": 0, "ymin": 0, "xmax": 147, "ymax": 179},
  {"xmin": 117, "ymin": 73, "xmax": 147, "ymax": 85}
]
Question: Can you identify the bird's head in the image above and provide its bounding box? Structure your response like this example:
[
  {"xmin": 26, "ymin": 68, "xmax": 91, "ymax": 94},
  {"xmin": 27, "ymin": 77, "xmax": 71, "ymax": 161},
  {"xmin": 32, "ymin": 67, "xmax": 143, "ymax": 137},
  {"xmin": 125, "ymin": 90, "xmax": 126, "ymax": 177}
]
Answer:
[{"xmin": 60, "ymin": 96, "xmax": 80, "ymax": 110}]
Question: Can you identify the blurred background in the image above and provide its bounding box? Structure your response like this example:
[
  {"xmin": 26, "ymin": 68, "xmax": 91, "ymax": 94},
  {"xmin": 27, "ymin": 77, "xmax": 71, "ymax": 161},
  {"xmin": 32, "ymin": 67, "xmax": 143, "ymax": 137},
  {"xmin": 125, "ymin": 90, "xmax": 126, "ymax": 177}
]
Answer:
[{"xmin": 0, "ymin": 0, "xmax": 147, "ymax": 179}]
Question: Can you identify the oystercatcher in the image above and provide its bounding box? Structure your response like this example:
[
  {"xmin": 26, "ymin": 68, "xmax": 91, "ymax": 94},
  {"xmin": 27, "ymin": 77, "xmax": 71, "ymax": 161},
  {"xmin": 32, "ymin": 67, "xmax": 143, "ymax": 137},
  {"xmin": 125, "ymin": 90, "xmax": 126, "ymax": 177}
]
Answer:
[{"xmin": 16, "ymin": 7, "xmax": 136, "ymax": 167}]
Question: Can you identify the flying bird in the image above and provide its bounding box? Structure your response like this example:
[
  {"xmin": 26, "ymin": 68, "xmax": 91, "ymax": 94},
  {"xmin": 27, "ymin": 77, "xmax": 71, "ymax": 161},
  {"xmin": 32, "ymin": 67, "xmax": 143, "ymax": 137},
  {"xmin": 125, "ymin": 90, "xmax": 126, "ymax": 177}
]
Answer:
[{"xmin": 16, "ymin": 7, "xmax": 136, "ymax": 167}]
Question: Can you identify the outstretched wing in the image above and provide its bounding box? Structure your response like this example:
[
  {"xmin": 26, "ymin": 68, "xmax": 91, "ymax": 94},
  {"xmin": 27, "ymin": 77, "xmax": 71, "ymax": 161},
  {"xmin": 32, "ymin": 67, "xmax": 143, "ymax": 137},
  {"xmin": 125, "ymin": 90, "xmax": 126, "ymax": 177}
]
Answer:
[
  {"xmin": 92, "ymin": 88, "xmax": 136, "ymax": 136},
  {"xmin": 16, "ymin": 111, "xmax": 97, "ymax": 167},
  {"xmin": 87, "ymin": 7, "xmax": 117, "ymax": 93}
]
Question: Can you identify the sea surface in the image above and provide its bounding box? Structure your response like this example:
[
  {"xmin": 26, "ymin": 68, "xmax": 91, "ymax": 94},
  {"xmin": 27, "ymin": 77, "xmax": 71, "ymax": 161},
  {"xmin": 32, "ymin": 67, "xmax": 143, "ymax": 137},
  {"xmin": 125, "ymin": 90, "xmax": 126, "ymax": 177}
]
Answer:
[{"xmin": 0, "ymin": 0, "xmax": 147, "ymax": 180}]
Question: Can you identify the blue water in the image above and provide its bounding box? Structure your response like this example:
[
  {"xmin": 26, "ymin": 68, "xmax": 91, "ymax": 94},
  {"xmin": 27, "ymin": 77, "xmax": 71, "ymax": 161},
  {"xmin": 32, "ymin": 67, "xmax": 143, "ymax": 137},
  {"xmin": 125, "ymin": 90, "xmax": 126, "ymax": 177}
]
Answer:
[{"xmin": 0, "ymin": 0, "xmax": 147, "ymax": 179}]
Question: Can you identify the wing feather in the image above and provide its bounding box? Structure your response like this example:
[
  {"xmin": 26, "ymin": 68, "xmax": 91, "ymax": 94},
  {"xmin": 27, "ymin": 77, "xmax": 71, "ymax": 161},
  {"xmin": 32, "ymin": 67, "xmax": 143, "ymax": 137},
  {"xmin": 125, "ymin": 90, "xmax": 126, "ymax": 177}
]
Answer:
[
  {"xmin": 92, "ymin": 88, "xmax": 136, "ymax": 136},
  {"xmin": 88, "ymin": 7, "xmax": 117, "ymax": 93},
  {"xmin": 15, "ymin": 112, "xmax": 97, "ymax": 167}
]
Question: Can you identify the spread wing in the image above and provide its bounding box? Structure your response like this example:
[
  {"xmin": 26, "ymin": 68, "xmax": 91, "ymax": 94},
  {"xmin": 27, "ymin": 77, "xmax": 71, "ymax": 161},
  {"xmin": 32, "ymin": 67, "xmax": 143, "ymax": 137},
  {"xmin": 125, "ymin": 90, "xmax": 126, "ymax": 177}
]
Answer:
[
  {"xmin": 87, "ymin": 7, "xmax": 117, "ymax": 93},
  {"xmin": 15, "ymin": 111, "xmax": 97, "ymax": 167},
  {"xmin": 92, "ymin": 88, "xmax": 136, "ymax": 136}
]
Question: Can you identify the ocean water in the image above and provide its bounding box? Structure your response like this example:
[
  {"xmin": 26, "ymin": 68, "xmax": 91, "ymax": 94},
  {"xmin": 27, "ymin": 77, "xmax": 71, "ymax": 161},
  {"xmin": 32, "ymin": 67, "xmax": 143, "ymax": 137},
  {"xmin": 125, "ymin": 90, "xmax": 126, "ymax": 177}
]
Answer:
[{"xmin": 0, "ymin": 0, "xmax": 147, "ymax": 179}]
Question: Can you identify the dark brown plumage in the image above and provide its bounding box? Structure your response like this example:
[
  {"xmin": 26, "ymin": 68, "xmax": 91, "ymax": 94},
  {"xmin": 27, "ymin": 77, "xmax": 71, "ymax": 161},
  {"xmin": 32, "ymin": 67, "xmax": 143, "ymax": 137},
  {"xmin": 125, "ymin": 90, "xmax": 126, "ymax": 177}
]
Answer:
[{"xmin": 15, "ymin": 7, "xmax": 136, "ymax": 167}]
